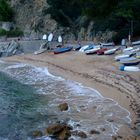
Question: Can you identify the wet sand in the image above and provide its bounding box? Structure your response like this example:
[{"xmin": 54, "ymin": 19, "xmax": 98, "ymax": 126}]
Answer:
[{"xmin": 1, "ymin": 46, "xmax": 140, "ymax": 139}]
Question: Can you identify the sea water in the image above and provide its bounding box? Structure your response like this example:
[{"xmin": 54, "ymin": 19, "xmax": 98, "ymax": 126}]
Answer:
[{"xmin": 0, "ymin": 61, "xmax": 131, "ymax": 140}]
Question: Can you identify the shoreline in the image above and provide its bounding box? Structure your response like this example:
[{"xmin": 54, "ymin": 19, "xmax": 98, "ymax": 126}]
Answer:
[{"xmin": 1, "ymin": 50, "xmax": 140, "ymax": 139}]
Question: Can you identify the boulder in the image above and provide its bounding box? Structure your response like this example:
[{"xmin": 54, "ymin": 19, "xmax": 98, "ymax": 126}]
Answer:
[
  {"xmin": 72, "ymin": 130, "xmax": 87, "ymax": 138},
  {"xmin": 45, "ymin": 123, "xmax": 71, "ymax": 140},
  {"xmin": 58, "ymin": 103, "xmax": 69, "ymax": 111},
  {"xmin": 32, "ymin": 130, "xmax": 43, "ymax": 138}
]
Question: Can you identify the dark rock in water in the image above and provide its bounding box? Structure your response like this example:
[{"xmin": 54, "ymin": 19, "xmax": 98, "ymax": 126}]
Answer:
[
  {"xmin": 32, "ymin": 130, "xmax": 43, "ymax": 138},
  {"xmin": 90, "ymin": 129, "xmax": 100, "ymax": 135},
  {"xmin": 45, "ymin": 123, "xmax": 71, "ymax": 140},
  {"xmin": 72, "ymin": 130, "xmax": 87, "ymax": 138},
  {"xmin": 46, "ymin": 124, "xmax": 64, "ymax": 135},
  {"xmin": 58, "ymin": 103, "xmax": 69, "ymax": 111}
]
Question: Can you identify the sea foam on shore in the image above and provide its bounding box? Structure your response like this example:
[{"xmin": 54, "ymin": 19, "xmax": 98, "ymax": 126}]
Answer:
[{"xmin": 0, "ymin": 61, "xmax": 131, "ymax": 140}]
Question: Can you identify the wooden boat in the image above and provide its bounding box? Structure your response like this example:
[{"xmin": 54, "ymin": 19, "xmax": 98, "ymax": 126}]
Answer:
[
  {"xmin": 120, "ymin": 66, "xmax": 140, "ymax": 71},
  {"xmin": 104, "ymin": 48, "xmax": 117, "ymax": 55},
  {"xmin": 53, "ymin": 46, "xmax": 73, "ymax": 54},
  {"xmin": 96, "ymin": 48, "xmax": 108, "ymax": 55},
  {"xmin": 85, "ymin": 47, "xmax": 100, "ymax": 54}
]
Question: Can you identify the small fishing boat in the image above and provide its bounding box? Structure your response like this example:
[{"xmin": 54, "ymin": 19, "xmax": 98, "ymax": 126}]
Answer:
[
  {"xmin": 120, "ymin": 59, "xmax": 140, "ymax": 66},
  {"xmin": 115, "ymin": 54, "xmax": 131, "ymax": 61},
  {"xmin": 120, "ymin": 66, "xmax": 140, "ymax": 72},
  {"xmin": 96, "ymin": 48, "xmax": 108, "ymax": 55},
  {"xmin": 132, "ymin": 40, "xmax": 140, "ymax": 46},
  {"xmin": 104, "ymin": 48, "xmax": 117, "ymax": 55},
  {"xmin": 79, "ymin": 45, "xmax": 89, "ymax": 52},
  {"xmin": 85, "ymin": 47, "xmax": 100, "ymax": 54},
  {"xmin": 123, "ymin": 47, "xmax": 133, "ymax": 53},
  {"xmin": 100, "ymin": 42, "xmax": 115, "ymax": 47},
  {"xmin": 53, "ymin": 46, "xmax": 73, "ymax": 54}
]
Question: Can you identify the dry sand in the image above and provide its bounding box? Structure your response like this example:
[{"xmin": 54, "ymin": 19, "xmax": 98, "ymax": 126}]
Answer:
[{"xmin": 1, "ymin": 48, "xmax": 140, "ymax": 139}]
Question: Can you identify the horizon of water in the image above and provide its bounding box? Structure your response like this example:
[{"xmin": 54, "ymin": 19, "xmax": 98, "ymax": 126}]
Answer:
[{"xmin": 0, "ymin": 60, "xmax": 131, "ymax": 140}]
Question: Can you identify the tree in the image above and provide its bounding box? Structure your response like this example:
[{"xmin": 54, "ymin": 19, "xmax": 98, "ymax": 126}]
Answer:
[
  {"xmin": 0, "ymin": 0, "xmax": 14, "ymax": 21},
  {"xmin": 47, "ymin": 0, "xmax": 83, "ymax": 39}
]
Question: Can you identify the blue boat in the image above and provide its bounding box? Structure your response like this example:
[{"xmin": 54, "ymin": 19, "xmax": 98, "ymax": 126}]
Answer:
[{"xmin": 53, "ymin": 46, "xmax": 73, "ymax": 54}]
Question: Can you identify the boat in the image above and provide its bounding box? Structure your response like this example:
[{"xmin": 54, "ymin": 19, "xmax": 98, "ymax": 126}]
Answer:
[
  {"xmin": 120, "ymin": 66, "xmax": 140, "ymax": 72},
  {"xmin": 53, "ymin": 46, "xmax": 73, "ymax": 54},
  {"xmin": 34, "ymin": 48, "xmax": 47, "ymax": 55},
  {"xmin": 115, "ymin": 54, "xmax": 131, "ymax": 61},
  {"xmin": 73, "ymin": 45, "xmax": 81, "ymax": 51},
  {"xmin": 79, "ymin": 45, "xmax": 89, "ymax": 52},
  {"xmin": 85, "ymin": 47, "xmax": 100, "ymax": 54},
  {"xmin": 100, "ymin": 42, "xmax": 115, "ymax": 47},
  {"xmin": 132, "ymin": 40, "xmax": 140, "ymax": 46},
  {"xmin": 123, "ymin": 47, "xmax": 133, "ymax": 53},
  {"xmin": 96, "ymin": 48, "xmax": 108, "ymax": 55},
  {"xmin": 104, "ymin": 48, "xmax": 117, "ymax": 55},
  {"xmin": 120, "ymin": 59, "xmax": 140, "ymax": 66}
]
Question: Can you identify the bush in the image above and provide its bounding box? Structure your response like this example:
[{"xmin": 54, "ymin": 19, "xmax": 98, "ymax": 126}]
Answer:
[
  {"xmin": 0, "ymin": 28, "xmax": 7, "ymax": 36},
  {"xmin": 0, "ymin": 0, "xmax": 14, "ymax": 21},
  {"xmin": 0, "ymin": 28, "xmax": 23, "ymax": 37},
  {"xmin": 6, "ymin": 28, "xmax": 23, "ymax": 37}
]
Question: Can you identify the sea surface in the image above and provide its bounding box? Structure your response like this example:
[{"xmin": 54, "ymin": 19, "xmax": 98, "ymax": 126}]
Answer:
[{"xmin": 0, "ymin": 60, "xmax": 131, "ymax": 140}]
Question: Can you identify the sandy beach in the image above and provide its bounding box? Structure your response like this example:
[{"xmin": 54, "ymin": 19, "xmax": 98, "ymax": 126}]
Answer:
[{"xmin": 1, "ymin": 42, "xmax": 140, "ymax": 139}]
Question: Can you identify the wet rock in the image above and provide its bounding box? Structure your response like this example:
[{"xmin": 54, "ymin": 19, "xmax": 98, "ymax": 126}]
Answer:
[
  {"xmin": 58, "ymin": 103, "xmax": 69, "ymax": 111},
  {"xmin": 100, "ymin": 128, "xmax": 106, "ymax": 131},
  {"xmin": 58, "ymin": 128, "xmax": 71, "ymax": 140},
  {"xmin": 72, "ymin": 130, "xmax": 87, "ymax": 138},
  {"xmin": 46, "ymin": 124, "xmax": 65, "ymax": 134},
  {"xmin": 45, "ymin": 123, "xmax": 71, "ymax": 140},
  {"xmin": 32, "ymin": 130, "xmax": 43, "ymax": 138},
  {"xmin": 90, "ymin": 129, "xmax": 100, "ymax": 135}
]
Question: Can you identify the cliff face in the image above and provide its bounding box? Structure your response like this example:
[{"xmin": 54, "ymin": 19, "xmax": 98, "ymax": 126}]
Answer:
[{"xmin": 10, "ymin": 0, "xmax": 57, "ymax": 38}]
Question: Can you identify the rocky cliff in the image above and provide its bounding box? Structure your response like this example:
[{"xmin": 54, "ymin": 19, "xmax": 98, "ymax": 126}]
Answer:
[{"xmin": 10, "ymin": 0, "xmax": 57, "ymax": 39}]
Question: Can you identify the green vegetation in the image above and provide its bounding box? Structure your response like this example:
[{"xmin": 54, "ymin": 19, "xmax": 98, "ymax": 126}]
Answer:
[
  {"xmin": 0, "ymin": 0, "xmax": 14, "ymax": 21},
  {"xmin": 47, "ymin": 0, "xmax": 140, "ymax": 42},
  {"xmin": 0, "ymin": 28, "xmax": 23, "ymax": 37}
]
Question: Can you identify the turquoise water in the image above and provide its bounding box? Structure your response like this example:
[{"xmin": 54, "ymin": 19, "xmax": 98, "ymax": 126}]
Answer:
[{"xmin": 0, "ymin": 61, "xmax": 131, "ymax": 140}]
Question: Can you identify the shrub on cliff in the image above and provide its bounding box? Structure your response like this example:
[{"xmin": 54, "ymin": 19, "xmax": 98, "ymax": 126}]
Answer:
[
  {"xmin": 0, "ymin": 28, "xmax": 23, "ymax": 37},
  {"xmin": 0, "ymin": 0, "xmax": 14, "ymax": 21}
]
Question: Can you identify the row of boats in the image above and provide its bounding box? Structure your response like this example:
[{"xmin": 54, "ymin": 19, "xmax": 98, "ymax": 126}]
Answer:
[{"xmin": 34, "ymin": 41, "xmax": 140, "ymax": 71}]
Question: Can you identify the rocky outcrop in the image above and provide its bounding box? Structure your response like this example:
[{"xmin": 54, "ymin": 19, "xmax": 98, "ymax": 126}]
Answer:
[
  {"xmin": 10, "ymin": 0, "xmax": 57, "ymax": 39},
  {"xmin": 8, "ymin": 0, "xmax": 116, "ymax": 42}
]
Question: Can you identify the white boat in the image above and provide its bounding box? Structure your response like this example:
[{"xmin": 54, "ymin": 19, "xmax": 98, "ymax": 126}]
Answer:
[
  {"xmin": 123, "ymin": 47, "xmax": 133, "ymax": 52},
  {"xmin": 104, "ymin": 48, "xmax": 117, "ymax": 55},
  {"xmin": 85, "ymin": 47, "xmax": 100, "ymax": 54},
  {"xmin": 79, "ymin": 45, "xmax": 90, "ymax": 52},
  {"xmin": 120, "ymin": 66, "xmax": 140, "ymax": 71},
  {"xmin": 132, "ymin": 40, "xmax": 140, "ymax": 46},
  {"xmin": 115, "ymin": 54, "xmax": 130, "ymax": 61},
  {"xmin": 100, "ymin": 42, "xmax": 115, "ymax": 47}
]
